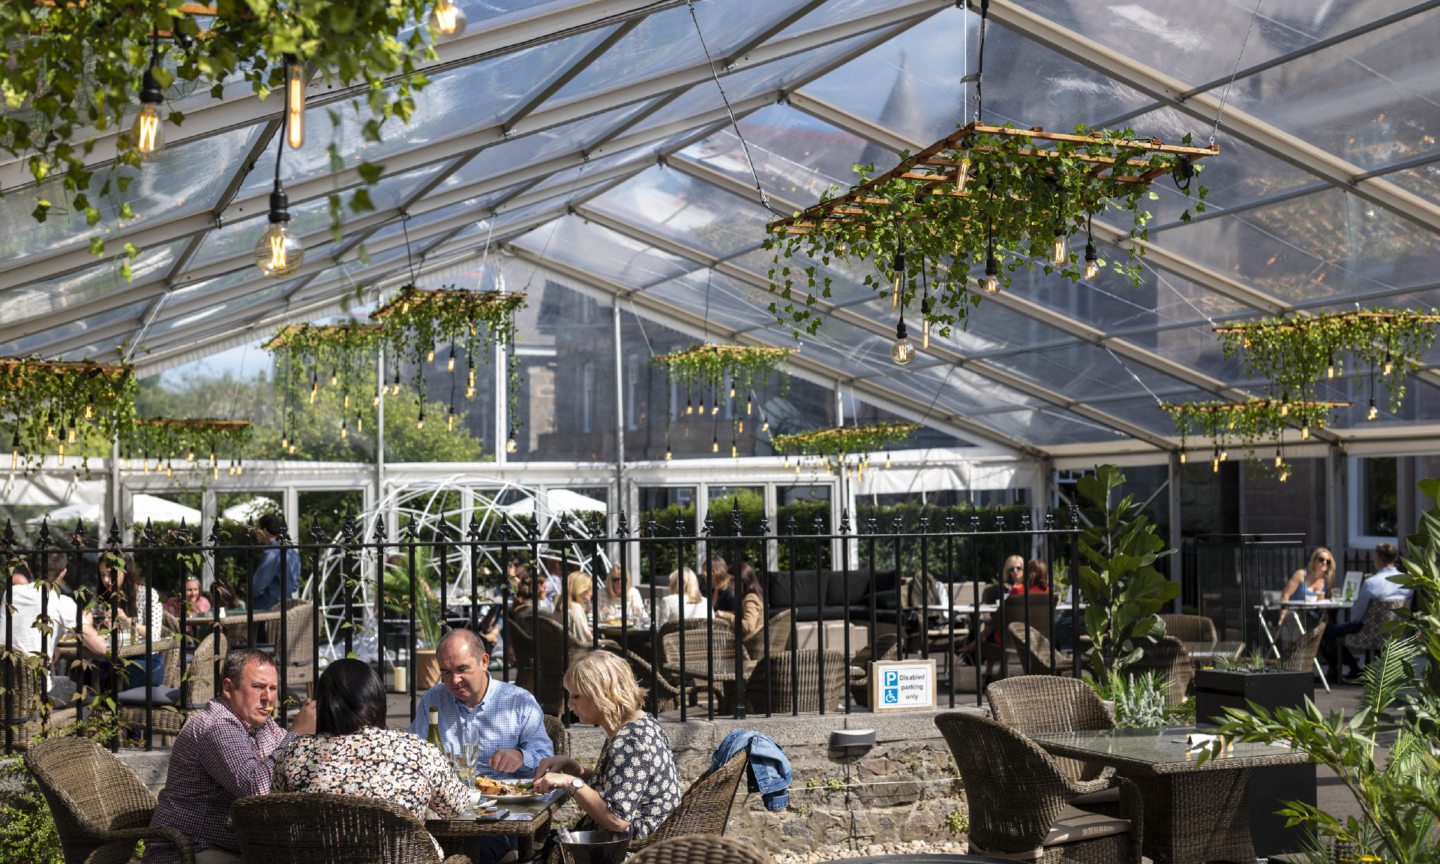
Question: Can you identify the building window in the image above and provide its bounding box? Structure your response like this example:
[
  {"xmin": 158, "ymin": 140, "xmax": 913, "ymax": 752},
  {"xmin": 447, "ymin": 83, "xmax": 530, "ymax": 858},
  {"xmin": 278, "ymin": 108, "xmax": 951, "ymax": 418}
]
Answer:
[{"xmin": 1360, "ymin": 457, "xmax": 1398, "ymax": 538}]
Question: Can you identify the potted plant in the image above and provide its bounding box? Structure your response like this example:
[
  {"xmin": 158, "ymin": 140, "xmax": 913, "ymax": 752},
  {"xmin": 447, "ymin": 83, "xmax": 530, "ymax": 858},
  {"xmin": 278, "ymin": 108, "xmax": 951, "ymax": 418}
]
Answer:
[
  {"xmin": 1214, "ymin": 479, "xmax": 1440, "ymax": 864},
  {"xmin": 383, "ymin": 545, "xmax": 444, "ymax": 691}
]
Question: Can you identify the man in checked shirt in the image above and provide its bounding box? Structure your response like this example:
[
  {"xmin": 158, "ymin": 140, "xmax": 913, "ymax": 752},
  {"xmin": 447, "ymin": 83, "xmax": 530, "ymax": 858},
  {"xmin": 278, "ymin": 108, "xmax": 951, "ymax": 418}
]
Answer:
[{"xmin": 144, "ymin": 647, "xmax": 317, "ymax": 864}]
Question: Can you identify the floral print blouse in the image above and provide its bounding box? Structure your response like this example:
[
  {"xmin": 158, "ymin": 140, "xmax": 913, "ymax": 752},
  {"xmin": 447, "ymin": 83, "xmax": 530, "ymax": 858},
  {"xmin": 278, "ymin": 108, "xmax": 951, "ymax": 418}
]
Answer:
[
  {"xmin": 593, "ymin": 713, "xmax": 681, "ymax": 838},
  {"xmin": 272, "ymin": 726, "xmax": 472, "ymax": 820}
]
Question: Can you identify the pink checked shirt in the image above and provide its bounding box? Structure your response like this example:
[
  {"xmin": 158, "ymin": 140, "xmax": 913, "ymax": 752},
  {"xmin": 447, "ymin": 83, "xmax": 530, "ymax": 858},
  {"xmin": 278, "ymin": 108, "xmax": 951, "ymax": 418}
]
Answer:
[{"xmin": 145, "ymin": 697, "xmax": 293, "ymax": 863}]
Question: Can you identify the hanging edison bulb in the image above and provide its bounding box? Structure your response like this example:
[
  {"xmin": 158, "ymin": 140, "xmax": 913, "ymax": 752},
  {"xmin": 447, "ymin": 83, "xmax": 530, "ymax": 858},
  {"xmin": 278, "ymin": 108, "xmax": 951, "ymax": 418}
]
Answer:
[
  {"xmin": 447, "ymin": 356, "xmax": 456, "ymax": 372},
  {"xmin": 1274, "ymin": 447, "xmax": 1283, "ymax": 468},
  {"xmin": 426, "ymin": 349, "xmax": 435, "ymax": 363},
  {"xmin": 890, "ymin": 250, "xmax": 905, "ymax": 308},
  {"xmin": 730, "ymin": 443, "xmax": 738, "ymax": 458},
  {"xmin": 1383, "ymin": 353, "xmax": 1393, "ymax": 376},
  {"xmin": 746, "ymin": 400, "xmax": 753, "ymax": 416},
  {"xmin": 132, "ymin": 65, "xmax": 165, "ymax": 159},
  {"xmin": 506, "ymin": 435, "xmax": 518, "ymax": 454},
  {"xmin": 762, "ymin": 420, "xmax": 770, "ymax": 433},
  {"xmin": 1326, "ymin": 355, "xmax": 1336, "ymax": 379},
  {"xmin": 953, "ymin": 153, "xmax": 971, "ymax": 194},
  {"xmin": 685, "ymin": 398, "xmax": 694, "ymax": 416},
  {"xmin": 429, "ymin": 0, "xmax": 467, "ymax": 34},
  {"xmin": 711, "ymin": 436, "xmax": 719, "ymax": 454},
  {"xmin": 340, "ymin": 420, "xmax": 349, "ymax": 440},
  {"xmin": 1050, "ymin": 231, "xmax": 1068, "ymax": 266},
  {"xmin": 1368, "ymin": 398, "xmax": 1378, "ymax": 421},
  {"xmin": 1178, "ymin": 449, "xmax": 1187, "ymax": 465},
  {"xmin": 891, "ymin": 319, "xmax": 916, "ymax": 366},
  {"xmin": 1301, "ymin": 425, "xmax": 1310, "ymax": 440},
  {"xmin": 981, "ymin": 249, "xmax": 1000, "ymax": 295},
  {"xmin": 285, "ymin": 55, "xmax": 305, "ymax": 149},
  {"xmin": 329, "ymin": 370, "xmax": 338, "ymax": 387},
  {"xmin": 738, "ymin": 420, "xmax": 744, "ymax": 434},
  {"xmin": 884, "ymin": 452, "xmax": 891, "ymax": 469},
  {"xmin": 1083, "ymin": 239, "xmax": 1100, "ymax": 280}
]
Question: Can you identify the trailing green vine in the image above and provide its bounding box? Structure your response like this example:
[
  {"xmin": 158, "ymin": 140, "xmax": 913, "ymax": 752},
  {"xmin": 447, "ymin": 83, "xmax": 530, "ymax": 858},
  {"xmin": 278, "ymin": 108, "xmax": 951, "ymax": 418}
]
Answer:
[
  {"xmin": 653, "ymin": 344, "xmax": 792, "ymax": 396},
  {"xmin": 1162, "ymin": 399, "xmax": 1347, "ymax": 478},
  {"xmin": 772, "ymin": 422, "xmax": 918, "ymax": 471},
  {"xmin": 122, "ymin": 418, "xmax": 252, "ymax": 479},
  {"xmin": 0, "ymin": 358, "xmax": 136, "ymax": 472},
  {"xmin": 1215, "ymin": 309, "xmax": 1439, "ymax": 413},
  {"xmin": 765, "ymin": 123, "xmax": 1214, "ymax": 339},
  {"xmin": 370, "ymin": 286, "xmax": 526, "ymax": 435},
  {"xmin": 264, "ymin": 322, "xmax": 386, "ymax": 449}
]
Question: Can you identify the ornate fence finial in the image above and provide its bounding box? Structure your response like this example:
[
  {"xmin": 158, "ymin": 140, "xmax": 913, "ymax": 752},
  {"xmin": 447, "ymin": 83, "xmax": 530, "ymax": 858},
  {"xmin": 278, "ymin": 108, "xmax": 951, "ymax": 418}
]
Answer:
[
  {"xmin": 36, "ymin": 517, "xmax": 52, "ymax": 549},
  {"xmin": 729, "ymin": 499, "xmax": 744, "ymax": 535}
]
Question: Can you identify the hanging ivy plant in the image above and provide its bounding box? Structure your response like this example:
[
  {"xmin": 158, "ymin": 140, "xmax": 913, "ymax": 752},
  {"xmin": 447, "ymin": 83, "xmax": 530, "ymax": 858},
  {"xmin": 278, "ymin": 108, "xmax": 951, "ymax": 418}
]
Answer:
[
  {"xmin": 0, "ymin": 0, "xmax": 450, "ymax": 253},
  {"xmin": 653, "ymin": 344, "xmax": 792, "ymax": 396},
  {"xmin": 123, "ymin": 418, "xmax": 252, "ymax": 479},
  {"xmin": 0, "ymin": 357, "xmax": 136, "ymax": 471},
  {"xmin": 1215, "ymin": 309, "xmax": 1440, "ymax": 413},
  {"xmin": 765, "ymin": 122, "xmax": 1215, "ymax": 338},
  {"xmin": 1162, "ymin": 399, "xmax": 1348, "ymax": 477},
  {"xmin": 370, "ymin": 285, "xmax": 526, "ymax": 434},
  {"xmin": 264, "ymin": 322, "xmax": 386, "ymax": 449},
  {"xmin": 772, "ymin": 422, "xmax": 918, "ymax": 466}
]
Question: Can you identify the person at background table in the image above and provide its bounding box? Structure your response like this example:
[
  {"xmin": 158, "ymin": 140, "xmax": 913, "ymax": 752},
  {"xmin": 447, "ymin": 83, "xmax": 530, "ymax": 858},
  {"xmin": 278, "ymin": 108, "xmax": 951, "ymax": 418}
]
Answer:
[
  {"xmin": 713, "ymin": 560, "xmax": 766, "ymax": 656},
  {"xmin": 1278, "ymin": 546, "xmax": 1334, "ymax": 630},
  {"xmin": 533, "ymin": 650, "xmax": 681, "ymax": 839},
  {"xmin": 655, "ymin": 566, "xmax": 710, "ymax": 628},
  {"xmin": 274, "ymin": 659, "xmax": 478, "ymax": 821},
  {"xmin": 1013, "ymin": 558, "xmax": 1050, "ymax": 595},
  {"xmin": 250, "ymin": 514, "xmax": 300, "ymax": 611},
  {"xmin": 563, "ymin": 570, "xmax": 597, "ymax": 649},
  {"xmin": 510, "ymin": 560, "xmax": 553, "ymax": 614},
  {"xmin": 96, "ymin": 551, "xmax": 167, "ymax": 689},
  {"xmin": 211, "ymin": 575, "xmax": 244, "ymax": 612},
  {"xmin": 164, "ymin": 575, "xmax": 213, "ymax": 618},
  {"xmin": 598, "ymin": 564, "xmax": 648, "ymax": 628},
  {"xmin": 961, "ymin": 559, "xmax": 1049, "ymax": 678},
  {"xmin": 408, "ymin": 628, "xmax": 553, "ymax": 778},
  {"xmin": 408, "ymin": 629, "xmax": 553, "ymax": 864},
  {"xmin": 1323, "ymin": 542, "xmax": 1412, "ymax": 681},
  {"xmin": 145, "ymin": 648, "xmax": 318, "ymax": 864},
  {"xmin": 0, "ymin": 552, "xmax": 100, "ymax": 703},
  {"xmin": 982, "ymin": 555, "xmax": 1026, "ymax": 604}
]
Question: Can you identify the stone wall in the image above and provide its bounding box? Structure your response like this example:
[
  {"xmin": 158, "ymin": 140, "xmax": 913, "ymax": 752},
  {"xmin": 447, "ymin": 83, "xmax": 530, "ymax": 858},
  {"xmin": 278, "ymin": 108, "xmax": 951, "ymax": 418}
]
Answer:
[{"xmin": 558, "ymin": 708, "xmax": 977, "ymax": 852}]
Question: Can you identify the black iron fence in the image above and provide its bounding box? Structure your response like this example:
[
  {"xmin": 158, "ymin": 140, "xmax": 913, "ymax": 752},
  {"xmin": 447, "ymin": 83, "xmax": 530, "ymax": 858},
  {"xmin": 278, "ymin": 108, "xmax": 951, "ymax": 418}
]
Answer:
[{"xmin": 2, "ymin": 508, "xmax": 1083, "ymax": 753}]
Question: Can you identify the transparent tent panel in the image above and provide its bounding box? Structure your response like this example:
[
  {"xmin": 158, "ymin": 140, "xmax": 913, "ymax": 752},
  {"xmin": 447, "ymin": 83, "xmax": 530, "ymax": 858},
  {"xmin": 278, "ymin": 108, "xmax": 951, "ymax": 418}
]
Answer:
[
  {"xmin": 772, "ymin": 0, "xmax": 894, "ymax": 40},
  {"xmin": 1235, "ymin": 13, "xmax": 1440, "ymax": 171},
  {"xmin": 510, "ymin": 215, "xmax": 694, "ymax": 287},
  {"xmin": 436, "ymin": 103, "xmax": 655, "ymax": 195},
  {"xmin": 545, "ymin": 0, "xmax": 818, "ymax": 109},
  {"xmin": 678, "ymin": 104, "xmax": 898, "ymax": 206},
  {"xmin": 857, "ymin": 358, "xmax": 1048, "ymax": 416},
  {"xmin": 638, "ymin": 270, "xmax": 777, "ymax": 333},
  {"xmin": 0, "ymin": 298, "xmax": 150, "ymax": 357},
  {"xmin": 236, "ymin": 29, "xmax": 614, "ymax": 199},
  {"xmin": 186, "ymin": 195, "xmax": 334, "ymax": 274},
  {"xmin": 145, "ymin": 281, "xmax": 296, "ymax": 342},
  {"xmin": 0, "ymin": 240, "xmax": 187, "ymax": 325},
  {"xmin": 0, "ymin": 124, "xmax": 259, "ymax": 263},
  {"xmin": 1015, "ymin": 0, "xmax": 1425, "ymax": 91},
  {"xmin": 1152, "ymin": 186, "xmax": 1440, "ymax": 304},
  {"xmin": 525, "ymin": 145, "xmax": 663, "ymax": 197},
  {"xmin": 585, "ymin": 165, "xmax": 774, "ymax": 259},
  {"xmin": 981, "ymin": 404, "xmax": 1134, "ymax": 446},
  {"xmin": 624, "ymin": 29, "xmax": 888, "ymax": 138},
  {"xmin": 728, "ymin": 247, "xmax": 881, "ymax": 308},
  {"xmin": 1384, "ymin": 161, "xmax": 1440, "ymax": 207},
  {"xmin": 966, "ymin": 340, "xmax": 1203, "ymax": 403}
]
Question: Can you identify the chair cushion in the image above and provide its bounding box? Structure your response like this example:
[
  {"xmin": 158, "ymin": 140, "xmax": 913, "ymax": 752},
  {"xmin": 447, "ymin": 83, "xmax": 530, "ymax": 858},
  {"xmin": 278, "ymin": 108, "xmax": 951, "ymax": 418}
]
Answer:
[
  {"xmin": 1070, "ymin": 786, "xmax": 1122, "ymax": 808},
  {"xmin": 117, "ymin": 685, "xmax": 182, "ymax": 706},
  {"xmin": 969, "ymin": 805, "xmax": 1131, "ymax": 861}
]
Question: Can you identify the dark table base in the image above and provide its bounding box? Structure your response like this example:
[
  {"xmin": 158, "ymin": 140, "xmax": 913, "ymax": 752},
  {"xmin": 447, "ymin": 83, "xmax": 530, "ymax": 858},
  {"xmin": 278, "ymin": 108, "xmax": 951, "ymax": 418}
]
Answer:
[{"xmin": 1133, "ymin": 769, "xmax": 1253, "ymax": 864}]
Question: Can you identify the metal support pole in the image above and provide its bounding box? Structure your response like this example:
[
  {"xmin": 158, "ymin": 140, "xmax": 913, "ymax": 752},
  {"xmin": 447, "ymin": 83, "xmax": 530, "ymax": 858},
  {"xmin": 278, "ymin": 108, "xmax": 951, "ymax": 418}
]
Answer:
[
  {"xmin": 1169, "ymin": 452, "xmax": 1184, "ymax": 613},
  {"xmin": 612, "ymin": 303, "xmax": 626, "ymax": 530}
]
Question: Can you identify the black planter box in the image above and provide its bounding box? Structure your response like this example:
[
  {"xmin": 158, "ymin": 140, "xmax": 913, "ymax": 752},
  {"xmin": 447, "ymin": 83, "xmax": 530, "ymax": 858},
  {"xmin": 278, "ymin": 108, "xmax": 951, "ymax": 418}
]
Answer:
[{"xmin": 1195, "ymin": 669, "xmax": 1315, "ymax": 858}]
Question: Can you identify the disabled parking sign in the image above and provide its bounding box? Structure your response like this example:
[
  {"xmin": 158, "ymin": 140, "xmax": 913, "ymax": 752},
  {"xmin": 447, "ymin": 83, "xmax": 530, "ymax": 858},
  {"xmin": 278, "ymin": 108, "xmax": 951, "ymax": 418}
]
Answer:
[{"xmin": 871, "ymin": 659, "xmax": 937, "ymax": 711}]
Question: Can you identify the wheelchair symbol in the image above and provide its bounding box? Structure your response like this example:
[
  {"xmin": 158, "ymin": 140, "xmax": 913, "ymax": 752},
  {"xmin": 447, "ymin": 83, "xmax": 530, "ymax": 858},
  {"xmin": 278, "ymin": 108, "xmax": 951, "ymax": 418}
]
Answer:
[{"xmin": 883, "ymin": 688, "xmax": 899, "ymax": 704}]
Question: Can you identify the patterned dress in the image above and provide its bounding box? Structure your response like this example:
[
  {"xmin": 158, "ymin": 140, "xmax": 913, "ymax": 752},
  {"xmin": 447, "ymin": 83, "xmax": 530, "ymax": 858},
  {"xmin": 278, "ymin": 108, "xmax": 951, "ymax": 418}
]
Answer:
[
  {"xmin": 592, "ymin": 713, "xmax": 682, "ymax": 838},
  {"xmin": 272, "ymin": 726, "xmax": 473, "ymax": 820}
]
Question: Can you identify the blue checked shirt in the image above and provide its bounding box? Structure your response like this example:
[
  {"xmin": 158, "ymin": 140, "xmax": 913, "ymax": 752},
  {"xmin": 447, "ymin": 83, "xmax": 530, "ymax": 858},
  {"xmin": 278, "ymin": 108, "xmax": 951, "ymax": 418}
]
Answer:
[{"xmin": 408, "ymin": 678, "xmax": 553, "ymax": 779}]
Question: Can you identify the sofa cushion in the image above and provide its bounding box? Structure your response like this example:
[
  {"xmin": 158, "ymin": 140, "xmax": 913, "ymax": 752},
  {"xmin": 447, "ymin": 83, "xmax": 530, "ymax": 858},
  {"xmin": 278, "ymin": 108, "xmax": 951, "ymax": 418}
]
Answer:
[
  {"xmin": 825, "ymin": 570, "xmax": 870, "ymax": 607},
  {"xmin": 766, "ymin": 571, "xmax": 822, "ymax": 609}
]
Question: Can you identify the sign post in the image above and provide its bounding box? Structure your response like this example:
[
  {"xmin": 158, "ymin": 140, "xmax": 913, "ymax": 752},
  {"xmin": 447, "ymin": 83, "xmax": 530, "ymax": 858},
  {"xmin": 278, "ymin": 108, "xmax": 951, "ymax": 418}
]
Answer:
[{"xmin": 870, "ymin": 659, "xmax": 937, "ymax": 711}]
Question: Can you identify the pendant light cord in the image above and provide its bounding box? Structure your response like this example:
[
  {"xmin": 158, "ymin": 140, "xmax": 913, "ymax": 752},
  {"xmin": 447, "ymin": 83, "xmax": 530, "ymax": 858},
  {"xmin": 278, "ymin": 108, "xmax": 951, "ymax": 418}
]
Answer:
[
  {"xmin": 401, "ymin": 213, "xmax": 417, "ymax": 285},
  {"xmin": 687, "ymin": 0, "xmax": 786, "ymax": 218},
  {"xmin": 1210, "ymin": 0, "xmax": 1264, "ymax": 145},
  {"xmin": 973, "ymin": 0, "xmax": 989, "ymax": 125}
]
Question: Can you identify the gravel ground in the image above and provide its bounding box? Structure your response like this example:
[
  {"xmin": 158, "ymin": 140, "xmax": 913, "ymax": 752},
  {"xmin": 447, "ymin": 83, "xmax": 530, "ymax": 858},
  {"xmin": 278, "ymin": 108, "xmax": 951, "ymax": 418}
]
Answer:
[{"xmin": 771, "ymin": 839, "xmax": 970, "ymax": 863}]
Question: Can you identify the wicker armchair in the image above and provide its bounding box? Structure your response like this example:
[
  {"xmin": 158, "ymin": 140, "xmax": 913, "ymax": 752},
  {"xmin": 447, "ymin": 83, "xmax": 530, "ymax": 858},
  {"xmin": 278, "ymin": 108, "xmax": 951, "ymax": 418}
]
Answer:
[
  {"xmin": 544, "ymin": 714, "xmax": 567, "ymax": 756},
  {"xmin": 231, "ymin": 792, "xmax": 470, "ymax": 864},
  {"xmin": 277, "ymin": 598, "xmax": 317, "ymax": 694},
  {"xmin": 934, "ymin": 712, "xmax": 1141, "ymax": 864},
  {"xmin": 509, "ymin": 615, "xmax": 569, "ymax": 715},
  {"xmin": 1158, "ymin": 614, "xmax": 1216, "ymax": 653},
  {"xmin": 24, "ymin": 736, "xmax": 196, "ymax": 864},
  {"xmin": 986, "ymin": 676, "xmax": 1115, "ymax": 782},
  {"xmin": 1276, "ymin": 619, "xmax": 1326, "ymax": 673},
  {"xmin": 1005, "ymin": 623, "xmax": 1073, "ymax": 676},
  {"xmin": 1344, "ymin": 597, "xmax": 1408, "ymax": 654},
  {"xmin": 849, "ymin": 633, "xmax": 900, "ymax": 708},
  {"xmin": 744, "ymin": 649, "xmax": 846, "ymax": 714},
  {"xmin": 628, "ymin": 749, "xmax": 749, "ymax": 854},
  {"xmin": 2, "ymin": 656, "xmax": 76, "ymax": 749},
  {"xmin": 632, "ymin": 835, "xmax": 767, "ymax": 864},
  {"xmin": 660, "ymin": 620, "xmax": 738, "ymax": 709},
  {"xmin": 1128, "ymin": 636, "xmax": 1193, "ymax": 707}
]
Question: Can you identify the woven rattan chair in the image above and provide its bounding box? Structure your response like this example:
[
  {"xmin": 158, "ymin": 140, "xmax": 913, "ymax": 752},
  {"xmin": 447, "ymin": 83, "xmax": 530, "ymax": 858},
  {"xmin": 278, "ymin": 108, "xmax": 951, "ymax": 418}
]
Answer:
[
  {"xmin": 986, "ymin": 676, "xmax": 1115, "ymax": 784},
  {"xmin": 1005, "ymin": 623, "xmax": 1074, "ymax": 676},
  {"xmin": 120, "ymin": 627, "xmax": 226, "ymax": 738},
  {"xmin": 1276, "ymin": 619, "xmax": 1326, "ymax": 673},
  {"xmin": 231, "ymin": 792, "xmax": 470, "ymax": 864},
  {"xmin": 24, "ymin": 735, "xmax": 196, "ymax": 864},
  {"xmin": 660, "ymin": 620, "xmax": 738, "ymax": 709},
  {"xmin": 543, "ymin": 714, "xmax": 567, "ymax": 756},
  {"xmin": 1158, "ymin": 614, "xmax": 1216, "ymax": 653},
  {"xmin": 1128, "ymin": 636, "xmax": 1193, "ymax": 707},
  {"xmin": 277, "ymin": 598, "xmax": 317, "ymax": 694},
  {"xmin": 514, "ymin": 615, "xmax": 570, "ymax": 715},
  {"xmin": 744, "ymin": 649, "xmax": 845, "ymax": 714},
  {"xmin": 934, "ymin": 712, "xmax": 1141, "ymax": 864},
  {"xmin": 631, "ymin": 835, "xmax": 767, "ymax": 864},
  {"xmin": 848, "ymin": 633, "xmax": 900, "ymax": 708},
  {"xmin": 2, "ymin": 655, "xmax": 76, "ymax": 748},
  {"xmin": 1344, "ymin": 597, "xmax": 1408, "ymax": 655},
  {"xmin": 628, "ymin": 748, "xmax": 749, "ymax": 854}
]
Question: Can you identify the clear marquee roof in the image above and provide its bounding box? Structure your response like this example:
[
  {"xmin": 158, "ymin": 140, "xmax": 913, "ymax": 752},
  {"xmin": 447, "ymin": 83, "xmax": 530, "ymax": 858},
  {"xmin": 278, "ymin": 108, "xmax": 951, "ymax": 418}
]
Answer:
[{"xmin": 2, "ymin": 0, "xmax": 1439, "ymax": 462}]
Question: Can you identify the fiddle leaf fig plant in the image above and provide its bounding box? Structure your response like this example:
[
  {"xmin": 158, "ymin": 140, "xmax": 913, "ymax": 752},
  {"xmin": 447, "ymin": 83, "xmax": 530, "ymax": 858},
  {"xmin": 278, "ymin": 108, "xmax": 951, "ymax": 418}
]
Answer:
[{"xmin": 1074, "ymin": 464, "xmax": 1179, "ymax": 677}]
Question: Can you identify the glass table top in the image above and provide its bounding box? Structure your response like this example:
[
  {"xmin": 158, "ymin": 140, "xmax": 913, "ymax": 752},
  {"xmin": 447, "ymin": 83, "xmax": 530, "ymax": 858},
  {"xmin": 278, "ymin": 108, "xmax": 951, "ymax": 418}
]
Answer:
[{"xmin": 1030, "ymin": 727, "xmax": 1307, "ymax": 775}]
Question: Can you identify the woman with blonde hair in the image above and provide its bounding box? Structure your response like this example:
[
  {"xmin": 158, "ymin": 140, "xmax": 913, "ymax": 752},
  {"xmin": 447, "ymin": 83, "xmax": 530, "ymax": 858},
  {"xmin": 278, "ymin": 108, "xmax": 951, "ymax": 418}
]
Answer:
[
  {"xmin": 1279, "ymin": 546, "xmax": 1335, "ymax": 629},
  {"xmin": 655, "ymin": 566, "xmax": 710, "ymax": 627},
  {"xmin": 533, "ymin": 651, "xmax": 681, "ymax": 838},
  {"xmin": 563, "ymin": 570, "xmax": 597, "ymax": 648},
  {"xmin": 598, "ymin": 564, "xmax": 648, "ymax": 627}
]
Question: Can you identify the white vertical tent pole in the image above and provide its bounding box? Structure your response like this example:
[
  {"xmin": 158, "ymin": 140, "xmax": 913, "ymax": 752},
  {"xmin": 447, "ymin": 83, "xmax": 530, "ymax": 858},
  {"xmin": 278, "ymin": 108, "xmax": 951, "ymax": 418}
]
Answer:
[
  {"xmin": 612, "ymin": 302, "xmax": 626, "ymax": 537},
  {"xmin": 1169, "ymin": 454, "xmax": 1184, "ymax": 612},
  {"xmin": 376, "ymin": 349, "xmax": 387, "ymax": 538}
]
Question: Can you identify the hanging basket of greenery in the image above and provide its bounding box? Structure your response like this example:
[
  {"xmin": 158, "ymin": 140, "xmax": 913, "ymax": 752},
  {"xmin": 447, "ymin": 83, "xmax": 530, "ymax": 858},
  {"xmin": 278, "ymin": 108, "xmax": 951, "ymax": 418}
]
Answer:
[
  {"xmin": 124, "ymin": 418, "xmax": 253, "ymax": 479},
  {"xmin": 0, "ymin": 357, "xmax": 137, "ymax": 471},
  {"xmin": 772, "ymin": 422, "xmax": 918, "ymax": 464},
  {"xmin": 370, "ymin": 285, "xmax": 527, "ymax": 435},
  {"xmin": 653, "ymin": 344, "xmax": 792, "ymax": 395},
  {"xmin": 1214, "ymin": 309, "xmax": 1440, "ymax": 413},
  {"xmin": 764, "ymin": 122, "xmax": 1216, "ymax": 338},
  {"xmin": 264, "ymin": 322, "xmax": 388, "ymax": 452},
  {"xmin": 1, "ymin": 0, "xmax": 453, "ymax": 251},
  {"xmin": 1162, "ymin": 399, "xmax": 1349, "ymax": 477}
]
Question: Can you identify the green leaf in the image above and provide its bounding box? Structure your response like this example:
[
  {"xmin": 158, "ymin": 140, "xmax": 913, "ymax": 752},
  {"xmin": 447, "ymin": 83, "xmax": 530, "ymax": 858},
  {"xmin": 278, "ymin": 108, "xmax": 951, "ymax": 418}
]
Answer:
[{"xmin": 356, "ymin": 162, "xmax": 384, "ymax": 185}]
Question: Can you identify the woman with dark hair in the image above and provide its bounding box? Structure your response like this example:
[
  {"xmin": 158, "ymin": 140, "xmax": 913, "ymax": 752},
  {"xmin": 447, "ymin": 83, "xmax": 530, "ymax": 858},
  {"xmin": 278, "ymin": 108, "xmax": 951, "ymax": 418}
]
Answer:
[
  {"xmin": 713, "ymin": 561, "xmax": 765, "ymax": 656},
  {"xmin": 272, "ymin": 658, "xmax": 478, "ymax": 821},
  {"xmin": 96, "ymin": 551, "xmax": 166, "ymax": 689}
]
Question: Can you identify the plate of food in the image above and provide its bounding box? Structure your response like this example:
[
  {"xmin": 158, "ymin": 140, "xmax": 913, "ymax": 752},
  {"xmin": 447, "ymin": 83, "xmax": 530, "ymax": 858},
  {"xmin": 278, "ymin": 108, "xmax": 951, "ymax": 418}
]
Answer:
[{"xmin": 475, "ymin": 776, "xmax": 543, "ymax": 802}]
